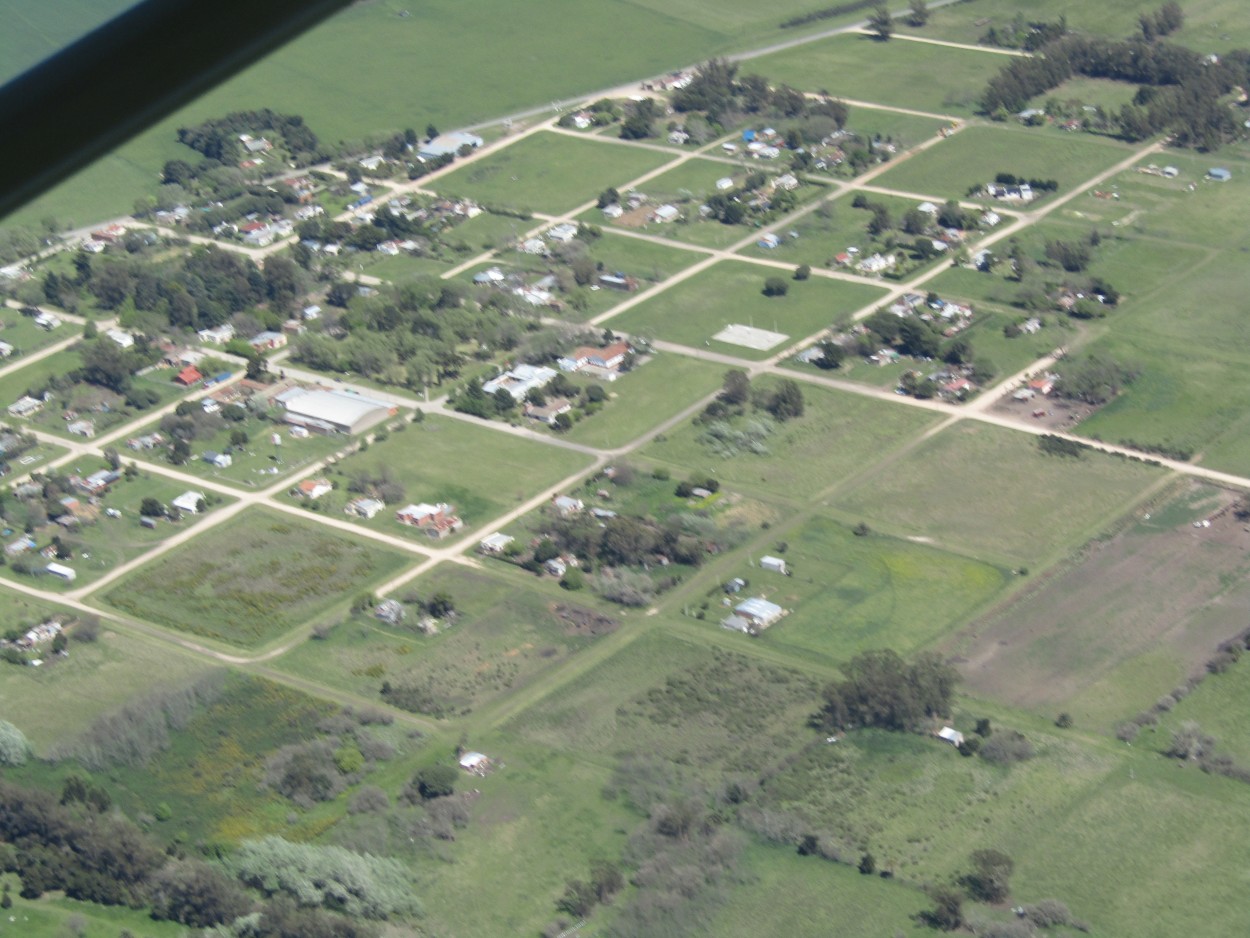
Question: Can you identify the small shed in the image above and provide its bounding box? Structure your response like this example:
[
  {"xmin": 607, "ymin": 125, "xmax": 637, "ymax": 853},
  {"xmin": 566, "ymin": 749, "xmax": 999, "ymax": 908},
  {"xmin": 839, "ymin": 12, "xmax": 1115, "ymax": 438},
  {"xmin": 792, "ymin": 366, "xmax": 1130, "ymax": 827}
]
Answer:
[
  {"xmin": 938, "ymin": 726, "xmax": 964, "ymax": 747},
  {"xmin": 459, "ymin": 751, "xmax": 490, "ymax": 774},
  {"xmin": 45, "ymin": 562, "xmax": 76, "ymax": 582},
  {"xmin": 1208, "ymin": 167, "xmax": 1232, "ymax": 182},
  {"xmin": 759, "ymin": 555, "xmax": 788, "ymax": 575}
]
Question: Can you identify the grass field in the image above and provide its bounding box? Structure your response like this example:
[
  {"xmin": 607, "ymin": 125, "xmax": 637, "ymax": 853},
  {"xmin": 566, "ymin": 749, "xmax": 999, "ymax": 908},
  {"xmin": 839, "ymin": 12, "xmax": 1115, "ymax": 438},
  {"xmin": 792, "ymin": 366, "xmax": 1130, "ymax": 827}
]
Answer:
[
  {"xmin": 102, "ymin": 508, "xmax": 413, "ymax": 647},
  {"xmin": 706, "ymin": 842, "xmax": 929, "ymax": 937},
  {"xmin": 644, "ymin": 377, "xmax": 940, "ymax": 504},
  {"xmin": 561, "ymin": 352, "xmax": 724, "ymax": 449},
  {"xmin": 429, "ymin": 131, "xmax": 673, "ymax": 216},
  {"xmin": 716, "ymin": 514, "xmax": 1008, "ymax": 665},
  {"xmin": 747, "ymin": 32, "xmax": 1008, "ymax": 116},
  {"xmin": 0, "ymin": 882, "xmax": 189, "ymax": 938},
  {"xmin": 832, "ymin": 422, "xmax": 1164, "ymax": 567},
  {"xmin": 0, "ymin": 622, "xmax": 214, "ymax": 754},
  {"xmin": 872, "ymin": 124, "xmax": 1137, "ymax": 201},
  {"xmin": 307, "ymin": 414, "xmax": 594, "ymax": 543},
  {"xmin": 275, "ymin": 564, "xmax": 625, "ymax": 718},
  {"xmin": 608, "ymin": 260, "xmax": 888, "ymax": 358},
  {"xmin": 952, "ymin": 482, "xmax": 1250, "ymax": 728},
  {"xmin": 904, "ymin": 0, "xmax": 1250, "ymax": 52}
]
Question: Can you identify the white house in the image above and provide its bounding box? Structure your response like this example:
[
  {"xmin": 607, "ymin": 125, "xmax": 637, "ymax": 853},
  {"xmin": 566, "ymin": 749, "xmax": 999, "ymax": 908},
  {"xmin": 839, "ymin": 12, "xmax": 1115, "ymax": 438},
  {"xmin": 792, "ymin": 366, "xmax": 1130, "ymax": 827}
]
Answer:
[
  {"xmin": 45, "ymin": 562, "xmax": 76, "ymax": 582},
  {"xmin": 547, "ymin": 222, "xmax": 578, "ymax": 243},
  {"xmin": 650, "ymin": 204, "xmax": 679, "ymax": 223},
  {"xmin": 938, "ymin": 726, "xmax": 964, "ymax": 747},
  {"xmin": 482, "ymin": 364, "xmax": 557, "ymax": 401},
  {"xmin": 478, "ymin": 532, "xmax": 515, "ymax": 554},
  {"xmin": 172, "ymin": 491, "xmax": 206, "ymax": 514}
]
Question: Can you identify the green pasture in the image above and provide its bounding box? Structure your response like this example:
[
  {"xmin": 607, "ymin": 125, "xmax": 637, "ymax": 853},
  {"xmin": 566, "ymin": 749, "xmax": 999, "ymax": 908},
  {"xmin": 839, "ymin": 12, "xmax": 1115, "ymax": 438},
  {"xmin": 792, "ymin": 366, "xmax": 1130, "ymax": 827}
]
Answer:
[
  {"xmin": 101, "ymin": 508, "xmax": 412, "ymax": 647},
  {"xmin": 0, "ymin": 309, "xmax": 72, "ymax": 358},
  {"xmin": 274, "ymin": 564, "xmax": 622, "ymax": 718},
  {"xmin": 608, "ymin": 259, "xmax": 888, "ymax": 358},
  {"xmin": 430, "ymin": 131, "xmax": 673, "ymax": 216},
  {"xmin": 585, "ymin": 229, "xmax": 706, "ymax": 281},
  {"xmin": 747, "ymin": 32, "xmax": 1008, "ymax": 116},
  {"xmin": 561, "ymin": 352, "xmax": 724, "ymax": 449},
  {"xmin": 308, "ymin": 414, "xmax": 594, "ymax": 544},
  {"xmin": 644, "ymin": 377, "xmax": 940, "ymax": 504},
  {"xmin": 832, "ymin": 422, "xmax": 1163, "ymax": 567},
  {"xmin": 716, "ymin": 514, "xmax": 1008, "ymax": 665},
  {"xmin": 1152, "ymin": 660, "xmax": 1250, "ymax": 766},
  {"xmin": 907, "ymin": 0, "xmax": 1250, "ymax": 52},
  {"xmin": 843, "ymin": 106, "xmax": 953, "ymax": 151},
  {"xmin": 707, "ymin": 843, "xmax": 928, "ymax": 937},
  {"xmin": 872, "ymin": 124, "xmax": 1136, "ymax": 201}
]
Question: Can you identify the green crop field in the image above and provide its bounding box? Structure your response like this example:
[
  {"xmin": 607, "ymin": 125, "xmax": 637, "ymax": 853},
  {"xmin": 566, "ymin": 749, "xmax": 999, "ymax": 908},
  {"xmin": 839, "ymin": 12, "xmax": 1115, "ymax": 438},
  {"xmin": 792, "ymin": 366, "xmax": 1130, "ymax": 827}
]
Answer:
[
  {"xmin": 872, "ymin": 124, "xmax": 1137, "ymax": 201},
  {"xmin": 561, "ymin": 352, "xmax": 724, "ymax": 449},
  {"xmin": 429, "ymin": 131, "xmax": 673, "ymax": 216},
  {"xmin": 747, "ymin": 33, "xmax": 1008, "ymax": 116},
  {"xmin": 274, "ymin": 565, "xmax": 624, "ymax": 718},
  {"xmin": 832, "ymin": 422, "xmax": 1164, "ymax": 567},
  {"xmin": 713, "ymin": 514, "xmax": 1008, "ymax": 665},
  {"xmin": 308, "ymin": 414, "xmax": 594, "ymax": 544},
  {"xmin": 608, "ymin": 260, "xmax": 888, "ymax": 358},
  {"xmin": 645, "ymin": 377, "xmax": 940, "ymax": 503},
  {"xmin": 0, "ymin": 883, "xmax": 188, "ymax": 938},
  {"xmin": 101, "ymin": 508, "xmax": 412, "ymax": 647}
]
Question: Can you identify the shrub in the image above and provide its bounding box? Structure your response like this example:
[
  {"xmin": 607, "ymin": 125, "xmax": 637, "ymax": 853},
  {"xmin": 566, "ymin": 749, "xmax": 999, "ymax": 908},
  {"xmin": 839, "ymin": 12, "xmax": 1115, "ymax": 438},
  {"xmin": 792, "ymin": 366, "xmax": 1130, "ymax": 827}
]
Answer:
[
  {"xmin": 0, "ymin": 721, "xmax": 30, "ymax": 766},
  {"xmin": 962, "ymin": 848, "xmax": 1013, "ymax": 902},
  {"xmin": 415, "ymin": 765, "xmax": 458, "ymax": 800},
  {"xmin": 794, "ymin": 264, "xmax": 811, "ymax": 280},
  {"xmin": 1055, "ymin": 712, "xmax": 1073, "ymax": 728},
  {"xmin": 979, "ymin": 731, "xmax": 1033, "ymax": 765}
]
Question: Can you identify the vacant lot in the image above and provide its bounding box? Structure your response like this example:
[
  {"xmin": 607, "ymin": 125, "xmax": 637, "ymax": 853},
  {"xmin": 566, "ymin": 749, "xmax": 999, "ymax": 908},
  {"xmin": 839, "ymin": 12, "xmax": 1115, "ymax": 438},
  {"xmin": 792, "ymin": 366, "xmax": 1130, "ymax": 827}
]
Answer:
[
  {"xmin": 645, "ymin": 377, "xmax": 940, "ymax": 503},
  {"xmin": 102, "ymin": 509, "xmax": 412, "ymax": 647},
  {"xmin": 277, "ymin": 565, "xmax": 622, "ymax": 718},
  {"xmin": 717, "ymin": 514, "xmax": 1008, "ymax": 665},
  {"xmin": 747, "ymin": 33, "xmax": 1005, "ymax": 115},
  {"xmin": 430, "ymin": 131, "xmax": 672, "ymax": 215},
  {"xmin": 953, "ymin": 482, "xmax": 1250, "ymax": 726},
  {"xmin": 561, "ymin": 352, "xmax": 724, "ymax": 449},
  {"xmin": 833, "ymin": 422, "xmax": 1164, "ymax": 567},
  {"xmin": 872, "ymin": 124, "xmax": 1135, "ymax": 201},
  {"xmin": 310, "ymin": 415, "xmax": 594, "ymax": 543},
  {"xmin": 609, "ymin": 260, "xmax": 888, "ymax": 358}
]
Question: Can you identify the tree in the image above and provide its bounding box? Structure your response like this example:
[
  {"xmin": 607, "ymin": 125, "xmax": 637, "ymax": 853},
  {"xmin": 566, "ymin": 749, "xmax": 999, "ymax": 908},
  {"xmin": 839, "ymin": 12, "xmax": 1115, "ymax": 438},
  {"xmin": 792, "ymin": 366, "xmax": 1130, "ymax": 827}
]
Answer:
[
  {"xmin": 415, "ymin": 765, "xmax": 457, "ymax": 800},
  {"xmin": 858, "ymin": 851, "xmax": 876, "ymax": 875},
  {"xmin": 794, "ymin": 264, "xmax": 811, "ymax": 281},
  {"xmin": 721, "ymin": 368, "xmax": 751, "ymax": 405},
  {"xmin": 139, "ymin": 497, "xmax": 164, "ymax": 517},
  {"xmin": 868, "ymin": 3, "xmax": 894, "ymax": 40},
  {"xmin": 169, "ymin": 438, "xmax": 191, "ymax": 466},
  {"xmin": 766, "ymin": 379, "xmax": 805, "ymax": 421},
  {"xmin": 762, "ymin": 276, "xmax": 789, "ymax": 297},
  {"xmin": 962, "ymin": 849, "xmax": 1014, "ymax": 903},
  {"xmin": 814, "ymin": 340, "xmax": 845, "ymax": 370},
  {"xmin": 907, "ymin": 0, "xmax": 929, "ymax": 27},
  {"xmin": 426, "ymin": 123, "xmax": 439, "ymax": 141},
  {"xmin": 920, "ymin": 886, "xmax": 964, "ymax": 931}
]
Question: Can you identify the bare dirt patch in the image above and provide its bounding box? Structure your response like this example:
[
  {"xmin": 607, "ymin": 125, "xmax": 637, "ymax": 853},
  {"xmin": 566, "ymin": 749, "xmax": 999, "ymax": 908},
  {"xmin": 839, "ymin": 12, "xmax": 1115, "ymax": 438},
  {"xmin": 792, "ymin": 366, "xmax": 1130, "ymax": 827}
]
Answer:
[
  {"xmin": 990, "ymin": 393, "xmax": 1098, "ymax": 431},
  {"xmin": 948, "ymin": 481, "xmax": 1250, "ymax": 711},
  {"xmin": 552, "ymin": 602, "xmax": 619, "ymax": 637}
]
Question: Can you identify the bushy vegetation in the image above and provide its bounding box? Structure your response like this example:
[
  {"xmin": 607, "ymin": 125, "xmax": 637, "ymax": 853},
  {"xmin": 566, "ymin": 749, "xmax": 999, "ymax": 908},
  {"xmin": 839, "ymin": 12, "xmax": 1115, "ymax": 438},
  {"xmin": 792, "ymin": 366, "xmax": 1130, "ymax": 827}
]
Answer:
[
  {"xmin": 229, "ymin": 836, "xmax": 421, "ymax": 920},
  {"xmin": 0, "ymin": 720, "xmax": 31, "ymax": 766},
  {"xmin": 813, "ymin": 650, "xmax": 957, "ymax": 733}
]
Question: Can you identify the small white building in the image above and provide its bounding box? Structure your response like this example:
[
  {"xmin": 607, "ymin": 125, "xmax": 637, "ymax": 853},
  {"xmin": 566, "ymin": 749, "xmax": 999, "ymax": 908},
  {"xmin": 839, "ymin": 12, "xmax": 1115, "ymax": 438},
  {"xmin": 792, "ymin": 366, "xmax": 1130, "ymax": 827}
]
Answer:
[
  {"xmin": 172, "ymin": 491, "xmax": 206, "ymax": 514},
  {"xmin": 759, "ymin": 555, "xmax": 788, "ymax": 575},
  {"xmin": 479, "ymin": 532, "xmax": 515, "ymax": 554},
  {"xmin": 105, "ymin": 328, "xmax": 135, "ymax": 349},
  {"xmin": 459, "ymin": 751, "xmax": 490, "ymax": 774},
  {"xmin": 938, "ymin": 726, "xmax": 964, "ymax": 747},
  {"xmin": 45, "ymin": 562, "xmax": 76, "ymax": 582}
]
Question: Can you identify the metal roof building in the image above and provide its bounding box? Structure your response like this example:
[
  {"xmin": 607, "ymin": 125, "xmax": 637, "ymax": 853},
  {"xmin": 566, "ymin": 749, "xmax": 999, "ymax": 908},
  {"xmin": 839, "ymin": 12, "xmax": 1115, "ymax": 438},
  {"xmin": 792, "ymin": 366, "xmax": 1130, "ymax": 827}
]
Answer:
[{"xmin": 279, "ymin": 388, "xmax": 396, "ymax": 435}]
